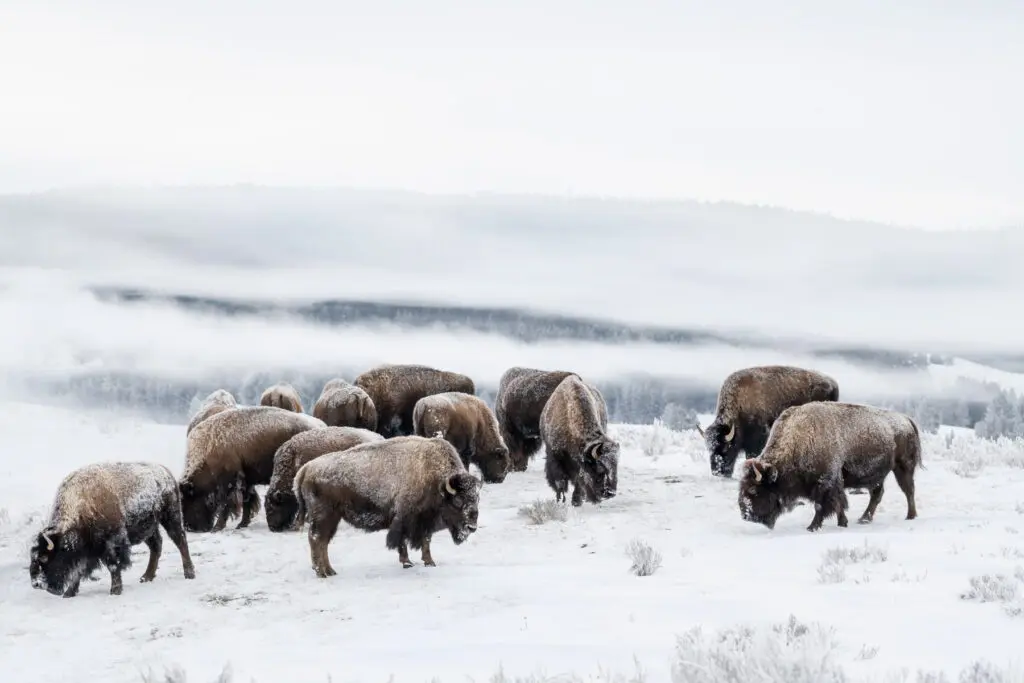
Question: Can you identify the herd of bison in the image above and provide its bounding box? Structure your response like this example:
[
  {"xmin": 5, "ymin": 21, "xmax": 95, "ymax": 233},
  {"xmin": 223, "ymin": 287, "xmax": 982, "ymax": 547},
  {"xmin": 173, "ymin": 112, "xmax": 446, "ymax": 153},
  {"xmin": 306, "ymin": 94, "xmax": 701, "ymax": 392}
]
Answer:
[{"xmin": 28, "ymin": 363, "xmax": 923, "ymax": 598}]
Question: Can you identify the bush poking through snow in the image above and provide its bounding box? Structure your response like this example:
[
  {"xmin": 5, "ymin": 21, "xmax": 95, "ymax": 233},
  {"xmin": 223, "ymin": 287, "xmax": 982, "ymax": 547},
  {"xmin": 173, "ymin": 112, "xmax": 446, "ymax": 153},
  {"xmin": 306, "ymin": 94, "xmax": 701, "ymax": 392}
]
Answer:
[
  {"xmin": 671, "ymin": 615, "xmax": 848, "ymax": 683},
  {"xmin": 817, "ymin": 541, "xmax": 888, "ymax": 584},
  {"xmin": 140, "ymin": 665, "xmax": 233, "ymax": 683},
  {"xmin": 640, "ymin": 419, "xmax": 670, "ymax": 458},
  {"xmin": 518, "ymin": 499, "xmax": 569, "ymax": 525},
  {"xmin": 626, "ymin": 538, "xmax": 662, "ymax": 577},
  {"xmin": 961, "ymin": 574, "xmax": 1020, "ymax": 604}
]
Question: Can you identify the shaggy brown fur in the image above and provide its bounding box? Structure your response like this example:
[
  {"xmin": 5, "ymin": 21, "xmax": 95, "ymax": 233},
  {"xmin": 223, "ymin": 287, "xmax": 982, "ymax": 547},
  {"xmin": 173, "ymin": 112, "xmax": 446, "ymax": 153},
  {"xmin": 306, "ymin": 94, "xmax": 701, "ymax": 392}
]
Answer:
[
  {"xmin": 179, "ymin": 406, "xmax": 325, "ymax": 532},
  {"xmin": 29, "ymin": 462, "xmax": 195, "ymax": 598},
  {"xmin": 265, "ymin": 426, "xmax": 384, "ymax": 532},
  {"xmin": 412, "ymin": 391, "xmax": 510, "ymax": 484},
  {"xmin": 700, "ymin": 365, "xmax": 840, "ymax": 478},
  {"xmin": 293, "ymin": 435, "xmax": 481, "ymax": 576},
  {"xmin": 354, "ymin": 364, "xmax": 476, "ymax": 437},
  {"xmin": 260, "ymin": 382, "xmax": 304, "ymax": 413},
  {"xmin": 312, "ymin": 378, "xmax": 378, "ymax": 431},
  {"xmin": 738, "ymin": 401, "xmax": 922, "ymax": 532},
  {"xmin": 186, "ymin": 389, "xmax": 238, "ymax": 435},
  {"xmin": 494, "ymin": 366, "xmax": 576, "ymax": 472},
  {"xmin": 539, "ymin": 375, "xmax": 619, "ymax": 507}
]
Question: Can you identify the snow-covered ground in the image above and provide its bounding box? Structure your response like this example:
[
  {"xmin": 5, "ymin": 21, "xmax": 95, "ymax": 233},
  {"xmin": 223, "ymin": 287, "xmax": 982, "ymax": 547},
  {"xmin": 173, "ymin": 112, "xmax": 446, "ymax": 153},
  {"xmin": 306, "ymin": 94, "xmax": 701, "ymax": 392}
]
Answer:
[{"xmin": 3, "ymin": 402, "xmax": 1024, "ymax": 682}]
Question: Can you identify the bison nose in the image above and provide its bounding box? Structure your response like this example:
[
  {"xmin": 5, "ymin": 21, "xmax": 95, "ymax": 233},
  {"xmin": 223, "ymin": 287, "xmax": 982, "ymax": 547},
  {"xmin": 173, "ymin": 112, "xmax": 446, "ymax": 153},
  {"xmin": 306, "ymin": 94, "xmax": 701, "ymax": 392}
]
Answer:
[{"xmin": 466, "ymin": 524, "xmax": 478, "ymax": 532}]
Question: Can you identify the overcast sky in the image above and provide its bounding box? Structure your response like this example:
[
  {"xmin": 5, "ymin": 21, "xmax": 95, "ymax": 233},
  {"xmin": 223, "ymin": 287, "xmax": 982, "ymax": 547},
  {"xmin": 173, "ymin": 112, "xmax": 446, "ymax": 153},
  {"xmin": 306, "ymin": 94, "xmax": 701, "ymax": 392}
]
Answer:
[{"xmin": 1, "ymin": 0, "xmax": 1022, "ymax": 229}]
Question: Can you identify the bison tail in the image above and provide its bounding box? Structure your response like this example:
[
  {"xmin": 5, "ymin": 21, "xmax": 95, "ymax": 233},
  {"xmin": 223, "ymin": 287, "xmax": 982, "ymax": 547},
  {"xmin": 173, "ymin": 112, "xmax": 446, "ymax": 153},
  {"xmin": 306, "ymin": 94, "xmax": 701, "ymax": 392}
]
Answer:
[
  {"xmin": 359, "ymin": 395, "xmax": 377, "ymax": 431},
  {"xmin": 908, "ymin": 417, "xmax": 924, "ymax": 470},
  {"xmin": 293, "ymin": 467, "xmax": 309, "ymax": 529}
]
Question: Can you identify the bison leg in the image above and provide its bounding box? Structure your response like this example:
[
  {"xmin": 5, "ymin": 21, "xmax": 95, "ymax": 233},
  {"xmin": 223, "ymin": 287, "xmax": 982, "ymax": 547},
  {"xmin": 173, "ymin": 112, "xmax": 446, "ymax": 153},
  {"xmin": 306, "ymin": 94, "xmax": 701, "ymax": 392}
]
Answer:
[
  {"xmin": 386, "ymin": 519, "xmax": 414, "ymax": 568},
  {"xmin": 544, "ymin": 453, "xmax": 570, "ymax": 503},
  {"xmin": 140, "ymin": 531, "xmax": 163, "ymax": 582},
  {"xmin": 160, "ymin": 506, "xmax": 196, "ymax": 580},
  {"xmin": 859, "ymin": 483, "xmax": 885, "ymax": 524},
  {"xmin": 63, "ymin": 577, "xmax": 82, "ymax": 598},
  {"xmin": 894, "ymin": 463, "xmax": 918, "ymax": 520},
  {"xmin": 570, "ymin": 476, "xmax": 586, "ymax": 507},
  {"xmin": 308, "ymin": 512, "xmax": 341, "ymax": 578},
  {"xmin": 238, "ymin": 485, "xmax": 261, "ymax": 529},
  {"xmin": 421, "ymin": 535, "xmax": 436, "ymax": 567}
]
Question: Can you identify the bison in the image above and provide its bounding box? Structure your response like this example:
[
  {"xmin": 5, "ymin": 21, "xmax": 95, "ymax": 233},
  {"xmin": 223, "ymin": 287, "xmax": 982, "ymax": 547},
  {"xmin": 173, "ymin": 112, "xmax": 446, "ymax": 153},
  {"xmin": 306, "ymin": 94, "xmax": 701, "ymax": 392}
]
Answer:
[
  {"xmin": 494, "ymin": 366, "xmax": 576, "ymax": 472},
  {"xmin": 29, "ymin": 462, "xmax": 196, "ymax": 598},
  {"xmin": 539, "ymin": 374, "xmax": 619, "ymax": 506},
  {"xmin": 412, "ymin": 391, "xmax": 511, "ymax": 484},
  {"xmin": 699, "ymin": 365, "xmax": 840, "ymax": 478},
  {"xmin": 312, "ymin": 378, "xmax": 377, "ymax": 431},
  {"xmin": 260, "ymin": 382, "xmax": 304, "ymax": 413},
  {"xmin": 264, "ymin": 426, "xmax": 384, "ymax": 532},
  {"xmin": 293, "ymin": 435, "xmax": 481, "ymax": 576},
  {"xmin": 737, "ymin": 401, "xmax": 921, "ymax": 532},
  {"xmin": 186, "ymin": 389, "xmax": 238, "ymax": 435},
  {"xmin": 179, "ymin": 406, "xmax": 325, "ymax": 532},
  {"xmin": 354, "ymin": 364, "xmax": 475, "ymax": 437}
]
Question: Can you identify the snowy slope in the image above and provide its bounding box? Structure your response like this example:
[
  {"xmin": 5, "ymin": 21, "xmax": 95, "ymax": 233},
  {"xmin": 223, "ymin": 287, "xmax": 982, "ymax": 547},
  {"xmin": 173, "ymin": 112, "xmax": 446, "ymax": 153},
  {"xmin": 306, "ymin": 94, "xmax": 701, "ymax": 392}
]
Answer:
[{"xmin": 2, "ymin": 403, "xmax": 1024, "ymax": 682}]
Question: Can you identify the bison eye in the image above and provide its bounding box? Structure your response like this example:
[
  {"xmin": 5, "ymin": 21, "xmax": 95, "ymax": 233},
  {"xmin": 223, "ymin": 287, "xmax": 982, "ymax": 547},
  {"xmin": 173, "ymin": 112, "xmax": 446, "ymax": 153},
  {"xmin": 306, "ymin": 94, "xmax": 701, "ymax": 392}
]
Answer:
[{"xmin": 451, "ymin": 497, "xmax": 464, "ymax": 509}]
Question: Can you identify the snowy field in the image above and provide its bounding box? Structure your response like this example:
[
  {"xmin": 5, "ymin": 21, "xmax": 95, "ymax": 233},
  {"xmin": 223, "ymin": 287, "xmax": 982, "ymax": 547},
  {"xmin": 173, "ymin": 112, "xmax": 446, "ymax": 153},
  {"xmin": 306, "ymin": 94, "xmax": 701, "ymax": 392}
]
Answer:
[{"xmin": 3, "ymin": 403, "xmax": 1024, "ymax": 682}]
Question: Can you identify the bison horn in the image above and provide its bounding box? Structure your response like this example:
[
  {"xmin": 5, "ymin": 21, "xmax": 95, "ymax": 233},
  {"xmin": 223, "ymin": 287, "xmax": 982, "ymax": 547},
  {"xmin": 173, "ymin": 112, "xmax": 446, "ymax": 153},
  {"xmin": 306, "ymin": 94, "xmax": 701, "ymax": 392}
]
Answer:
[
  {"xmin": 724, "ymin": 423, "xmax": 735, "ymax": 442},
  {"xmin": 752, "ymin": 461, "xmax": 763, "ymax": 483},
  {"xmin": 42, "ymin": 532, "xmax": 54, "ymax": 551},
  {"xmin": 445, "ymin": 477, "xmax": 457, "ymax": 495},
  {"xmin": 695, "ymin": 422, "xmax": 705, "ymax": 438}
]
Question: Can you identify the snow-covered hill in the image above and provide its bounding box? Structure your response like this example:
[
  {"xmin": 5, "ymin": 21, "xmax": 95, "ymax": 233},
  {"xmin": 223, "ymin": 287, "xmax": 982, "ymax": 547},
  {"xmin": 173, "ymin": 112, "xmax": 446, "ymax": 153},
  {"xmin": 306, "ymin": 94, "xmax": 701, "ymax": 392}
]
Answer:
[{"xmin": 3, "ymin": 402, "xmax": 1024, "ymax": 682}]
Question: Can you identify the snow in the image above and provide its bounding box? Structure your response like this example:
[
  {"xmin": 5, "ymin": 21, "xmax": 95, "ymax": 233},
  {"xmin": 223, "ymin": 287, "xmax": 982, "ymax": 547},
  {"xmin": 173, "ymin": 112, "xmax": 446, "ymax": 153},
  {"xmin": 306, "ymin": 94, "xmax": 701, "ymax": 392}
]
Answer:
[
  {"xmin": 930, "ymin": 357, "xmax": 1024, "ymax": 396},
  {"xmin": 3, "ymin": 402, "xmax": 1024, "ymax": 682}
]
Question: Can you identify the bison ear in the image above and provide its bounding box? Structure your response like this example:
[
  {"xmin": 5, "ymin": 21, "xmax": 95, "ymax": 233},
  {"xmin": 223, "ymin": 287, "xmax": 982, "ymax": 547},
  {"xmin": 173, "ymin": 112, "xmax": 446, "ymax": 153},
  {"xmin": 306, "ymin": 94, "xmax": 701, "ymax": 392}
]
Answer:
[
  {"xmin": 762, "ymin": 463, "xmax": 778, "ymax": 483},
  {"xmin": 179, "ymin": 481, "xmax": 194, "ymax": 497}
]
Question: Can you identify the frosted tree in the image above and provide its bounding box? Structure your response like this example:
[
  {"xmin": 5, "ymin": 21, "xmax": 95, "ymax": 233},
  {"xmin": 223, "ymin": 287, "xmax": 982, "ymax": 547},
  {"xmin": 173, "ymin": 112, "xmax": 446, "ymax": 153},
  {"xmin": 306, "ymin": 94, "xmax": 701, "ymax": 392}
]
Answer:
[
  {"xmin": 661, "ymin": 402, "xmax": 699, "ymax": 431},
  {"xmin": 974, "ymin": 389, "xmax": 1024, "ymax": 440}
]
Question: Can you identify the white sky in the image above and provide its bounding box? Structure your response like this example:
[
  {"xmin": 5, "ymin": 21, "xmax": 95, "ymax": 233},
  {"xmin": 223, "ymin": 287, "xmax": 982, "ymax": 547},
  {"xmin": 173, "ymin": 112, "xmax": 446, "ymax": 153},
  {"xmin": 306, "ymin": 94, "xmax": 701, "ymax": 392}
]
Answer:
[{"xmin": 1, "ymin": 0, "xmax": 1022, "ymax": 228}]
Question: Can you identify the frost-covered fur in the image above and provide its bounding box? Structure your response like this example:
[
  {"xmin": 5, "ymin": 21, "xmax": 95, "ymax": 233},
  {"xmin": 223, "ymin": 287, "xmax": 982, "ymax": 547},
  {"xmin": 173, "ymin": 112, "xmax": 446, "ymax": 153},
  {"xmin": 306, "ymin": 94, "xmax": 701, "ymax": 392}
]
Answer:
[
  {"xmin": 186, "ymin": 389, "xmax": 238, "ymax": 436},
  {"xmin": 179, "ymin": 406, "xmax": 325, "ymax": 532},
  {"xmin": 738, "ymin": 401, "xmax": 922, "ymax": 532},
  {"xmin": 494, "ymin": 366, "xmax": 576, "ymax": 472},
  {"xmin": 293, "ymin": 435, "xmax": 481, "ymax": 576},
  {"xmin": 264, "ymin": 426, "xmax": 383, "ymax": 532},
  {"xmin": 412, "ymin": 391, "xmax": 511, "ymax": 484},
  {"xmin": 354, "ymin": 364, "xmax": 476, "ymax": 438},
  {"xmin": 259, "ymin": 382, "xmax": 304, "ymax": 413},
  {"xmin": 539, "ymin": 375, "xmax": 619, "ymax": 506},
  {"xmin": 702, "ymin": 365, "xmax": 840, "ymax": 478},
  {"xmin": 29, "ymin": 462, "xmax": 196, "ymax": 598},
  {"xmin": 312, "ymin": 378, "xmax": 377, "ymax": 431}
]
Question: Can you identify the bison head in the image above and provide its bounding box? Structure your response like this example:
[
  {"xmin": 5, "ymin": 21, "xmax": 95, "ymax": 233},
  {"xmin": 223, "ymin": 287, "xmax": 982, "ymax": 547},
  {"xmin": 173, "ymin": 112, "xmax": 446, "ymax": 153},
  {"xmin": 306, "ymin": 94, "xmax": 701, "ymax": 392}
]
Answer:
[
  {"xmin": 580, "ymin": 437, "xmax": 620, "ymax": 503},
  {"xmin": 438, "ymin": 472, "xmax": 481, "ymax": 545},
  {"xmin": 704, "ymin": 419, "xmax": 743, "ymax": 478},
  {"xmin": 29, "ymin": 527, "xmax": 88, "ymax": 597},
  {"xmin": 476, "ymin": 444, "xmax": 511, "ymax": 484},
  {"xmin": 264, "ymin": 489, "xmax": 299, "ymax": 532},
  {"xmin": 178, "ymin": 481, "xmax": 219, "ymax": 533},
  {"xmin": 737, "ymin": 459, "xmax": 785, "ymax": 529}
]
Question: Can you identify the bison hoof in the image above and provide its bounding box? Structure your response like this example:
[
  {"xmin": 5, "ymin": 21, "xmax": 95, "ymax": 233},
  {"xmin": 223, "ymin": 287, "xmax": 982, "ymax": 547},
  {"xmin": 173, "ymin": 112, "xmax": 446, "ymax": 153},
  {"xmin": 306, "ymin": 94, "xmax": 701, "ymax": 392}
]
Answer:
[
  {"xmin": 140, "ymin": 574, "xmax": 156, "ymax": 583},
  {"xmin": 110, "ymin": 586, "xmax": 123, "ymax": 596},
  {"xmin": 401, "ymin": 561, "xmax": 414, "ymax": 569},
  {"xmin": 806, "ymin": 524, "xmax": 822, "ymax": 532},
  {"xmin": 184, "ymin": 567, "xmax": 196, "ymax": 580},
  {"xmin": 423, "ymin": 560, "xmax": 436, "ymax": 567},
  {"xmin": 858, "ymin": 516, "xmax": 873, "ymax": 525}
]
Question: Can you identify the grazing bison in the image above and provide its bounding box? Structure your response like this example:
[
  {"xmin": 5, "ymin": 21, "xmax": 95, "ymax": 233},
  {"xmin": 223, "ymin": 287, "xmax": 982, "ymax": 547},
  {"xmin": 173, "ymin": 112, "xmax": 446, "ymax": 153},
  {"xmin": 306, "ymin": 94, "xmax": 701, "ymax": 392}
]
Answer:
[
  {"xmin": 260, "ymin": 382, "xmax": 304, "ymax": 413},
  {"xmin": 698, "ymin": 365, "xmax": 840, "ymax": 478},
  {"xmin": 293, "ymin": 435, "xmax": 481, "ymax": 576},
  {"xmin": 186, "ymin": 389, "xmax": 238, "ymax": 435},
  {"xmin": 413, "ymin": 391, "xmax": 511, "ymax": 484},
  {"xmin": 539, "ymin": 374, "xmax": 619, "ymax": 506},
  {"xmin": 354, "ymin": 364, "xmax": 475, "ymax": 437},
  {"xmin": 312, "ymin": 378, "xmax": 378, "ymax": 431},
  {"xmin": 737, "ymin": 401, "xmax": 921, "ymax": 532},
  {"xmin": 264, "ymin": 426, "xmax": 384, "ymax": 532},
  {"xmin": 494, "ymin": 366, "xmax": 576, "ymax": 472},
  {"xmin": 29, "ymin": 462, "xmax": 196, "ymax": 598},
  {"xmin": 179, "ymin": 406, "xmax": 325, "ymax": 532}
]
